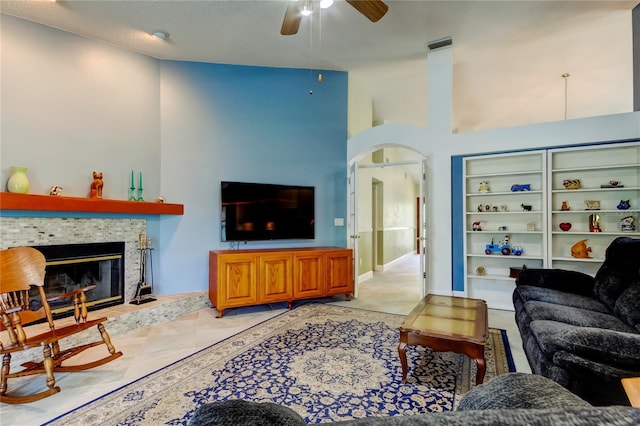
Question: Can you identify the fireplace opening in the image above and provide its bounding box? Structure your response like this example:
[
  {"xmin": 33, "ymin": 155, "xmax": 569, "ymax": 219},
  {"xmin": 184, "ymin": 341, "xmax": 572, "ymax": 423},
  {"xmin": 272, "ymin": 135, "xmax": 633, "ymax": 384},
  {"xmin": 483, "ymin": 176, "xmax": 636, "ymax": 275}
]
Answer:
[{"xmin": 30, "ymin": 242, "xmax": 125, "ymax": 319}]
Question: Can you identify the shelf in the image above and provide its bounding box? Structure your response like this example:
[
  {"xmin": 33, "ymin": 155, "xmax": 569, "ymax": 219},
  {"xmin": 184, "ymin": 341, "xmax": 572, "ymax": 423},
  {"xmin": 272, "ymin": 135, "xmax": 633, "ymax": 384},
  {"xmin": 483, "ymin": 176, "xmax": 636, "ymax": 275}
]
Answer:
[
  {"xmin": 467, "ymin": 231, "xmax": 544, "ymax": 234},
  {"xmin": 552, "ymin": 163, "xmax": 639, "ymax": 173},
  {"xmin": 552, "ymin": 256, "xmax": 604, "ymax": 263},
  {"xmin": 467, "ymin": 274, "xmax": 515, "ymax": 282},
  {"xmin": 552, "ymin": 231, "xmax": 640, "ymax": 237},
  {"xmin": 552, "ymin": 186, "xmax": 640, "ymax": 193},
  {"xmin": 466, "ymin": 170, "xmax": 542, "ymax": 179},
  {"xmin": 467, "ymin": 190, "xmax": 543, "ymax": 197},
  {"xmin": 467, "ymin": 211, "xmax": 543, "ymax": 215},
  {"xmin": 0, "ymin": 192, "xmax": 184, "ymax": 215},
  {"xmin": 552, "ymin": 209, "xmax": 639, "ymax": 214},
  {"xmin": 467, "ymin": 254, "xmax": 544, "ymax": 260}
]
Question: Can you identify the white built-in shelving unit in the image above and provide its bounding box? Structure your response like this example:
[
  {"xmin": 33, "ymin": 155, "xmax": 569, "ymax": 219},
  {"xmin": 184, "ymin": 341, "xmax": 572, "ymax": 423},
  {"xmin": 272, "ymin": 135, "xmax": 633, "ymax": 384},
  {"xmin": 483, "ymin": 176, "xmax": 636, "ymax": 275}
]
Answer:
[
  {"xmin": 462, "ymin": 141, "xmax": 639, "ymax": 310},
  {"xmin": 548, "ymin": 142, "xmax": 640, "ymax": 276},
  {"xmin": 463, "ymin": 151, "xmax": 547, "ymax": 310}
]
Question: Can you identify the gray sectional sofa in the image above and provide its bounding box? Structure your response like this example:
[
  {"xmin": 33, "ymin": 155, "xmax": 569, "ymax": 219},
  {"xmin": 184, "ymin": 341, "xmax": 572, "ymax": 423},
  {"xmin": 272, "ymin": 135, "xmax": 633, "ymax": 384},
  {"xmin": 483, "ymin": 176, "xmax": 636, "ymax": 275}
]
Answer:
[
  {"xmin": 188, "ymin": 373, "xmax": 639, "ymax": 425},
  {"xmin": 513, "ymin": 236, "xmax": 640, "ymax": 405}
]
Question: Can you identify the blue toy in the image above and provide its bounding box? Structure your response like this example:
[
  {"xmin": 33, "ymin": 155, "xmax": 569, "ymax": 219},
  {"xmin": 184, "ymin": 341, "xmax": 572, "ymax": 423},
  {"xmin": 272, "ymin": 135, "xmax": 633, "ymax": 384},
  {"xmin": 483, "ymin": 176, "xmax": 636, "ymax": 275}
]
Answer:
[{"xmin": 511, "ymin": 184, "xmax": 531, "ymax": 191}]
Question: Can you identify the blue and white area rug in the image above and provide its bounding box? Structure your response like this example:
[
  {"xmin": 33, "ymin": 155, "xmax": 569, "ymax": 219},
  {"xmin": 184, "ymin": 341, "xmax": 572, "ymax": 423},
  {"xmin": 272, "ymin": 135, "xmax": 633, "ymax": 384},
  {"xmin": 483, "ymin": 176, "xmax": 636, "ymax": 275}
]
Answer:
[{"xmin": 47, "ymin": 303, "xmax": 514, "ymax": 425}]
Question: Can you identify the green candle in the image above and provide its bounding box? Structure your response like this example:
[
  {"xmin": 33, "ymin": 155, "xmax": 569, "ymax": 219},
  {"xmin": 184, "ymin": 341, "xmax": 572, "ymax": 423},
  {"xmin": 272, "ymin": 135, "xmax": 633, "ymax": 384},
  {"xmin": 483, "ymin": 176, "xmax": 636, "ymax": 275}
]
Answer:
[
  {"xmin": 130, "ymin": 170, "xmax": 134, "ymax": 188},
  {"xmin": 139, "ymin": 171, "xmax": 143, "ymax": 189}
]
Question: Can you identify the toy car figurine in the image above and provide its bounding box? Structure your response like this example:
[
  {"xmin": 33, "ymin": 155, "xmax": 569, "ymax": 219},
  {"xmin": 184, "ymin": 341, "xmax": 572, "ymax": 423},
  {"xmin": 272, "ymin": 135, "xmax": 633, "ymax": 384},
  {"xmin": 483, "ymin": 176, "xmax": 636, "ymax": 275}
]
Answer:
[
  {"xmin": 511, "ymin": 184, "xmax": 531, "ymax": 191},
  {"xmin": 485, "ymin": 235, "xmax": 511, "ymax": 255}
]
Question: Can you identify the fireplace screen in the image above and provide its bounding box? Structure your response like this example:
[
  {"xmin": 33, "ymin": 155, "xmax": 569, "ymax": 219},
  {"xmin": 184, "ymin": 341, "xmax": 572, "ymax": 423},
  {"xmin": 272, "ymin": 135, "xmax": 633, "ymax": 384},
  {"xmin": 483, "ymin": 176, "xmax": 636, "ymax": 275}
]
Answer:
[{"xmin": 31, "ymin": 242, "xmax": 125, "ymax": 318}]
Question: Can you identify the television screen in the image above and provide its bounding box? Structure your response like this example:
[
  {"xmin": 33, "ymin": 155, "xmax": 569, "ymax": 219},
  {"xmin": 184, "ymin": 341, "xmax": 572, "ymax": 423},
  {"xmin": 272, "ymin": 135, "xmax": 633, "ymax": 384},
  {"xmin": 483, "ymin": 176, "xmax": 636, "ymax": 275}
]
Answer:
[{"xmin": 221, "ymin": 181, "xmax": 315, "ymax": 241}]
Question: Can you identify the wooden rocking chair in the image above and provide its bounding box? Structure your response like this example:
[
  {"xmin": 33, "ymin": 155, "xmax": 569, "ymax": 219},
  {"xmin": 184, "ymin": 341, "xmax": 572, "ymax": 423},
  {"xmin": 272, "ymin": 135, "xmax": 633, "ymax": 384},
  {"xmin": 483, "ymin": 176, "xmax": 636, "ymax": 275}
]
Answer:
[{"xmin": 0, "ymin": 246, "xmax": 123, "ymax": 404}]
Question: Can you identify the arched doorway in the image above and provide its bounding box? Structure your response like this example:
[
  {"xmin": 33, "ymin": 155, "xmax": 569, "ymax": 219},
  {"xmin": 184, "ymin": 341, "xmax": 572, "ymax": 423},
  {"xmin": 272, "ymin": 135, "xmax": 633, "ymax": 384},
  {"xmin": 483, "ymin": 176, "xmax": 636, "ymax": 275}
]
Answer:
[{"xmin": 347, "ymin": 124, "xmax": 431, "ymax": 304}]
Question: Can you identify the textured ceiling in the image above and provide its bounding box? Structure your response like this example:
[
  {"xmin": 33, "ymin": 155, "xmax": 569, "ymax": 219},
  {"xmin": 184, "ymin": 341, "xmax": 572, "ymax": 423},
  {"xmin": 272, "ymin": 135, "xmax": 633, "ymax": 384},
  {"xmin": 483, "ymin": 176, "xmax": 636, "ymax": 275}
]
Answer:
[{"xmin": 1, "ymin": 0, "xmax": 637, "ymax": 131}]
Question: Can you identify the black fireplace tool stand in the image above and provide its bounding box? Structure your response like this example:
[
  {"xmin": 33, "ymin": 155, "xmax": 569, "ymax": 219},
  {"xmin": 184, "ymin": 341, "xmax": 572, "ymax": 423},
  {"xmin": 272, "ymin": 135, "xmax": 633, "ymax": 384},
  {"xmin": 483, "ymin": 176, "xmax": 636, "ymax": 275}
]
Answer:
[{"xmin": 131, "ymin": 234, "xmax": 156, "ymax": 305}]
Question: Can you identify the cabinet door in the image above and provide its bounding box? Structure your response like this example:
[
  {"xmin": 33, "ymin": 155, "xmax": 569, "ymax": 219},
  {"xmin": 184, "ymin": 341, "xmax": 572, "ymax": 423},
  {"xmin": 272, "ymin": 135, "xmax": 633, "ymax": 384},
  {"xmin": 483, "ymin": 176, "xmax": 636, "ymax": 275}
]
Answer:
[
  {"xmin": 218, "ymin": 254, "xmax": 258, "ymax": 307},
  {"xmin": 324, "ymin": 250, "xmax": 353, "ymax": 295},
  {"xmin": 293, "ymin": 253, "xmax": 324, "ymax": 298},
  {"xmin": 258, "ymin": 253, "xmax": 293, "ymax": 303}
]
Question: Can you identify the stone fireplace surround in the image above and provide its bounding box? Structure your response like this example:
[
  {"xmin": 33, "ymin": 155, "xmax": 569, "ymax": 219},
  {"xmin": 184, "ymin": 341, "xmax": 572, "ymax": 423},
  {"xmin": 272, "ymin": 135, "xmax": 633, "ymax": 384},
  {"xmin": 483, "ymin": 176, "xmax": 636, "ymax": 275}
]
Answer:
[
  {"xmin": 1, "ymin": 217, "xmax": 144, "ymax": 301},
  {"xmin": 0, "ymin": 216, "xmax": 208, "ymax": 366}
]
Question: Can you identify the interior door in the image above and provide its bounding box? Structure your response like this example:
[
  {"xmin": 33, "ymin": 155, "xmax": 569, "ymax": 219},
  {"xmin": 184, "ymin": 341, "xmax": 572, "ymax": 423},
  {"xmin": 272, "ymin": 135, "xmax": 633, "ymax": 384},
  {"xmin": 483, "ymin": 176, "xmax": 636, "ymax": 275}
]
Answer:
[
  {"xmin": 347, "ymin": 161, "xmax": 359, "ymax": 297},
  {"xmin": 418, "ymin": 158, "xmax": 428, "ymax": 297}
]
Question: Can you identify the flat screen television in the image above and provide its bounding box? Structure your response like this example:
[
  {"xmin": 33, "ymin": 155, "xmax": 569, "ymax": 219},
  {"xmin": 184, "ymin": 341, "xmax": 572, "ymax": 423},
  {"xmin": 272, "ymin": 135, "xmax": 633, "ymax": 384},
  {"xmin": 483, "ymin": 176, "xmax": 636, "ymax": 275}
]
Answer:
[{"xmin": 221, "ymin": 181, "xmax": 315, "ymax": 242}]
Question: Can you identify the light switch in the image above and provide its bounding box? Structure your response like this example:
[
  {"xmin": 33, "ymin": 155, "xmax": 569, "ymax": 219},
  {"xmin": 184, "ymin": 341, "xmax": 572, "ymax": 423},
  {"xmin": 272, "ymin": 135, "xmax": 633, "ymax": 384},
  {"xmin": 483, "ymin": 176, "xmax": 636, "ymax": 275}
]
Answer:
[{"xmin": 334, "ymin": 218, "xmax": 344, "ymax": 226}]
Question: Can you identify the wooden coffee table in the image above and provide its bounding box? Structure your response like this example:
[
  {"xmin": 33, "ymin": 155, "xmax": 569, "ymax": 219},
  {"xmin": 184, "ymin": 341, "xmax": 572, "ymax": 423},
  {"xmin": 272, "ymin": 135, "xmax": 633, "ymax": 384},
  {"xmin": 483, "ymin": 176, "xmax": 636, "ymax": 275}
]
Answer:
[{"xmin": 398, "ymin": 294, "xmax": 488, "ymax": 384}]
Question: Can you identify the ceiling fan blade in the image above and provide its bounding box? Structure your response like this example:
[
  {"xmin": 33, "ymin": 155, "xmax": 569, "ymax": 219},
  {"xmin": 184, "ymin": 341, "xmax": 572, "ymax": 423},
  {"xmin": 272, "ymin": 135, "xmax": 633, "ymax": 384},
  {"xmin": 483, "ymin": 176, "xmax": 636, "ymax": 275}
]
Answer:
[
  {"xmin": 346, "ymin": 0, "xmax": 388, "ymax": 23},
  {"xmin": 281, "ymin": 2, "xmax": 302, "ymax": 35}
]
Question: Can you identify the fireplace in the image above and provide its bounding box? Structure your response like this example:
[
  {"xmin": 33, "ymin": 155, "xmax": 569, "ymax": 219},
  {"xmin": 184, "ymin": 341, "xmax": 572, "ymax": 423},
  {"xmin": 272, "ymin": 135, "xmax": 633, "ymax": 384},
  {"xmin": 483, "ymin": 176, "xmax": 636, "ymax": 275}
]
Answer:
[{"xmin": 31, "ymin": 242, "xmax": 125, "ymax": 318}]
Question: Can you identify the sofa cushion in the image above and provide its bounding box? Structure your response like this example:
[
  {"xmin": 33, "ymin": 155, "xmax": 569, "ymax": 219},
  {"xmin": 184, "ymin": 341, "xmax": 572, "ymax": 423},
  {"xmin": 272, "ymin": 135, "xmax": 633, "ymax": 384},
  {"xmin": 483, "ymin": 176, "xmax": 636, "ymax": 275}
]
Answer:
[
  {"xmin": 530, "ymin": 320, "xmax": 640, "ymax": 370},
  {"xmin": 523, "ymin": 301, "xmax": 636, "ymax": 332},
  {"xmin": 515, "ymin": 286, "xmax": 610, "ymax": 313},
  {"xmin": 614, "ymin": 282, "xmax": 640, "ymax": 332},
  {"xmin": 593, "ymin": 237, "xmax": 640, "ymax": 311}
]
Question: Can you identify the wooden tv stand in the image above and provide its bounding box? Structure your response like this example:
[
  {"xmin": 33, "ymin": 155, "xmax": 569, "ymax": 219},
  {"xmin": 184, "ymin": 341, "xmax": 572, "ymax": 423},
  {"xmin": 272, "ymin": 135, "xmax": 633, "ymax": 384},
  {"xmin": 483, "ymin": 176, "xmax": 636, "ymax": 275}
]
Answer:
[{"xmin": 209, "ymin": 246, "xmax": 353, "ymax": 318}]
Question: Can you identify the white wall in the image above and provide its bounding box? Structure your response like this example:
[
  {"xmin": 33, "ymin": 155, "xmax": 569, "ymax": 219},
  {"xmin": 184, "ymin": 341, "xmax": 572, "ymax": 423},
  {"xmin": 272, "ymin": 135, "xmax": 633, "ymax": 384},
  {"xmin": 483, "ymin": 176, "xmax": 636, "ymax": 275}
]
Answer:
[
  {"xmin": 348, "ymin": 45, "xmax": 640, "ymax": 296},
  {"xmin": 0, "ymin": 15, "xmax": 161, "ymax": 199}
]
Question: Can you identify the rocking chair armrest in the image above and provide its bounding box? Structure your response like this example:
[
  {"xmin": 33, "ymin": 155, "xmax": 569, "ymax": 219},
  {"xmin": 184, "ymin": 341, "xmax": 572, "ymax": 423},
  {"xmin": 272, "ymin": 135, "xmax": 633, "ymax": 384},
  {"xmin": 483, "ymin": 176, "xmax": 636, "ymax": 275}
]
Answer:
[{"xmin": 46, "ymin": 285, "xmax": 96, "ymax": 302}]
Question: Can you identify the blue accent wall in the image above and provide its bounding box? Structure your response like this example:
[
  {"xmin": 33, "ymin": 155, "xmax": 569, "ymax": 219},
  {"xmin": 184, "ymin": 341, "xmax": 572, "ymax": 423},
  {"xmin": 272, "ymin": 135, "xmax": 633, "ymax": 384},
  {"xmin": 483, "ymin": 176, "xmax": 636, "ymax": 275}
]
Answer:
[
  {"xmin": 157, "ymin": 61, "xmax": 349, "ymax": 293},
  {"xmin": 450, "ymin": 156, "xmax": 464, "ymax": 291}
]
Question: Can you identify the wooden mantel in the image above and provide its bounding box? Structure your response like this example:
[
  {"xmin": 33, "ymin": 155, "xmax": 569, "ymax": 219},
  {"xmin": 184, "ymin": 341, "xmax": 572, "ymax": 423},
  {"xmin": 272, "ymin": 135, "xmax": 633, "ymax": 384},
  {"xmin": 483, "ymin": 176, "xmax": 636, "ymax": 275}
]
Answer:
[{"xmin": 0, "ymin": 192, "xmax": 183, "ymax": 215}]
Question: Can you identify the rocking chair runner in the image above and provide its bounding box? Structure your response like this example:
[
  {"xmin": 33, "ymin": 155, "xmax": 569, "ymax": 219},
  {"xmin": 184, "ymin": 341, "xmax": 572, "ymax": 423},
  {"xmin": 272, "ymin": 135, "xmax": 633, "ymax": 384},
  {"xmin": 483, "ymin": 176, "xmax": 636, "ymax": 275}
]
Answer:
[{"xmin": 0, "ymin": 246, "xmax": 122, "ymax": 404}]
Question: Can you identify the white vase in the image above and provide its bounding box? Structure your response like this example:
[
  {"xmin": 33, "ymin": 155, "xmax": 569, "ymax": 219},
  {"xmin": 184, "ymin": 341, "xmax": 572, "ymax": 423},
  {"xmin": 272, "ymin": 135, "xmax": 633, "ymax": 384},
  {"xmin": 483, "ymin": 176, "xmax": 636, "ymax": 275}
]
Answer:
[{"xmin": 7, "ymin": 166, "xmax": 29, "ymax": 193}]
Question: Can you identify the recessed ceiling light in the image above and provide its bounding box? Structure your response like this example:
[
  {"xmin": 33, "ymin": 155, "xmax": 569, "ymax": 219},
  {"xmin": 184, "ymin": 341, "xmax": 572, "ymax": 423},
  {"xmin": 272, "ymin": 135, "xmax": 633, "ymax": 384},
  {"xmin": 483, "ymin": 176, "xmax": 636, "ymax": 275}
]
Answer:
[
  {"xmin": 151, "ymin": 31, "xmax": 169, "ymax": 40},
  {"xmin": 320, "ymin": 0, "xmax": 333, "ymax": 8}
]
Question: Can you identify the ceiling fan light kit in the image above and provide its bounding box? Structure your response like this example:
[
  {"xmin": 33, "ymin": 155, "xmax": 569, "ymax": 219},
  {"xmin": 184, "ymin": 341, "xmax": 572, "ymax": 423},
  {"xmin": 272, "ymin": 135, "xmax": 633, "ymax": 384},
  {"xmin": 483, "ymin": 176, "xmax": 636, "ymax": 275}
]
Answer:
[{"xmin": 280, "ymin": 0, "xmax": 388, "ymax": 35}]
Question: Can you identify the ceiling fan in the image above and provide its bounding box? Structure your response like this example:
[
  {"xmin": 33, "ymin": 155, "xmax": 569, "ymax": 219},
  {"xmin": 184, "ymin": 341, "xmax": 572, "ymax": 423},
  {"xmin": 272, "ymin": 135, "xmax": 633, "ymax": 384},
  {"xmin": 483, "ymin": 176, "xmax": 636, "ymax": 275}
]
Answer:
[{"xmin": 280, "ymin": 0, "xmax": 388, "ymax": 36}]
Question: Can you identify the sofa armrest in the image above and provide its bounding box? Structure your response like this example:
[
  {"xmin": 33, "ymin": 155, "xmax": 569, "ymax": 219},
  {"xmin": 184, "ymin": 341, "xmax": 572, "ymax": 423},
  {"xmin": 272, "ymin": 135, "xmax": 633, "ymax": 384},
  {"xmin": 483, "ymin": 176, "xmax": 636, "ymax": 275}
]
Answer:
[
  {"xmin": 457, "ymin": 373, "xmax": 590, "ymax": 410},
  {"xmin": 189, "ymin": 400, "xmax": 305, "ymax": 426},
  {"xmin": 516, "ymin": 268, "xmax": 595, "ymax": 296}
]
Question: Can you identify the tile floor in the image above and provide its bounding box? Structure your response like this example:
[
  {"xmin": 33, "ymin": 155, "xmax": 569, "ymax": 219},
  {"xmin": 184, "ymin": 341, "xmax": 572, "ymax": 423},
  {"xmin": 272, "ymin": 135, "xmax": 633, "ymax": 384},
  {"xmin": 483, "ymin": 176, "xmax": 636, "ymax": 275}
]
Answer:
[{"xmin": 1, "ymin": 254, "xmax": 529, "ymax": 425}]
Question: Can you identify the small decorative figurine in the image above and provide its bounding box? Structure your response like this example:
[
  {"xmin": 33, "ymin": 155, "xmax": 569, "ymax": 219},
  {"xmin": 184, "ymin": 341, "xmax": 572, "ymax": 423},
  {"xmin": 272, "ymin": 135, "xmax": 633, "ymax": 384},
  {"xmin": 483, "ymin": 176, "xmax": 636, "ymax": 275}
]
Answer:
[
  {"xmin": 49, "ymin": 185, "xmax": 63, "ymax": 196},
  {"xmin": 478, "ymin": 181, "xmax": 490, "ymax": 193},
  {"xmin": 527, "ymin": 223, "xmax": 535, "ymax": 231},
  {"xmin": 561, "ymin": 201, "xmax": 570, "ymax": 211},
  {"xmin": 156, "ymin": 196, "xmax": 165, "ymax": 203},
  {"xmin": 559, "ymin": 222, "xmax": 572, "ymax": 231},
  {"xmin": 498, "ymin": 226, "xmax": 508, "ymax": 231},
  {"xmin": 89, "ymin": 171, "xmax": 104, "ymax": 199},
  {"xmin": 601, "ymin": 180, "xmax": 623, "ymax": 188},
  {"xmin": 510, "ymin": 184, "xmax": 531, "ymax": 191},
  {"xmin": 472, "ymin": 221, "xmax": 482, "ymax": 231},
  {"xmin": 520, "ymin": 203, "xmax": 532, "ymax": 211},
  {"xmin": 475, "ymin": 266, "xmax": 486, "ymax": 276},
  {"xmin": 571, "ymin": 239, "xmax": 592, "ymax": 259},
  {"xmin": 563, "ymin": 179, "xmax": 581, "ymax": 190},
  {"xmin": 620, "ymin": 216, "xmax": 635, "ymax": 232},
  {"xmin": 589, "ymin": 213, "xmax": 602, "ymax": 232},
  {"xmin": 617, "ymin": 200, "xmax": 631, "ymax": 210},
  {"xmin": 584, "ymin": 200, "xmax": 600, "ymax": 210},
  {"xmin": 499, "ymin": 204, "xmax": 508, "ymax": 212}
]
